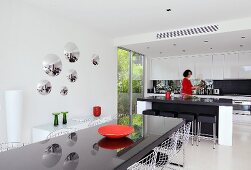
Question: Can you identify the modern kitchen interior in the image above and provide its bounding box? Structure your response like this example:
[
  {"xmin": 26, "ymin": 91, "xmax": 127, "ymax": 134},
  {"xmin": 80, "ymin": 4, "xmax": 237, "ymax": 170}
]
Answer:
[{"xmin": 1, "ymin": 0, "xmax": 251, "ymax": 170}]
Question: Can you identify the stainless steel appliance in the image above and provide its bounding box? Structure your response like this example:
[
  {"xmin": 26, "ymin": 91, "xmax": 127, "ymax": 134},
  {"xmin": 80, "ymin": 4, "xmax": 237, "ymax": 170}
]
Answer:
[
  {"xmin": 232, "ymin": 100, "xmax": 251, "ymax": 115},
  {"xmin": 232, "ymin": 99, "xmax": 251, "ymax": 125},
  {"xmin": 213, "ymin": 89, "xmax": 220, "ymax": 95}
]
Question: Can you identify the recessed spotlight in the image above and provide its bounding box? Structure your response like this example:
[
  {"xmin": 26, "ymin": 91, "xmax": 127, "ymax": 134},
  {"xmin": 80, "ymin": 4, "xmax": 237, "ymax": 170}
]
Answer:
[
  {"xmin": 166, "ymin": 9, "xmax": 171, "ymax": 12},
  {"xmin": 160, "ymin": 52, "xmax": 162, "ymax": 54},
  {"xmin": 173, "ymin": 43, "xmax": 176, "ymax": 46},
  {"xmin": 241, "ymin": 36, "xmax": 246, "ymax": 39},
  {"xmin": 182, "ymin": 50, "xmax": 186, "ymax": 52},
  {"xmin": 146, "ymin": 47, "xmax": 150, "ymax": 49},
  {"xmin": 204, "ymin": 40, "xmax": 209, "ymax": 43},
  {"xmin": 240, "ymin": 45, "xmax": 244, "ymax": 47},
  {"xmin": 210, "ymin": 48, "xmax": 213, "ymax": 50}
]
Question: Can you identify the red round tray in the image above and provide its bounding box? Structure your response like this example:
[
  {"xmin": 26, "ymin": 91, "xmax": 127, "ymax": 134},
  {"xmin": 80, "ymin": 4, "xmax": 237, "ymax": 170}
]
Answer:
[{"xmin": 98, "ymin": 124, "xmax": 134, "ymax": 139}]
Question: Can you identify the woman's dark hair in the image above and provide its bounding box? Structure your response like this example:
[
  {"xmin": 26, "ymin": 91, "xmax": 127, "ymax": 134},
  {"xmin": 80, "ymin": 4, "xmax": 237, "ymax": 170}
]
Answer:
[{"xmin": 183, "ymin": 69, "xmax": 192, "ymax": 77}]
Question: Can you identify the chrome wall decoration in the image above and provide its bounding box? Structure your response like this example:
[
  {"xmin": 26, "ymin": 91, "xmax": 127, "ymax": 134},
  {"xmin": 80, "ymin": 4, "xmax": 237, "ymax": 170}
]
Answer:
[
  {"xmin": 60, "ymin": 86, "xmax": 68, "ymax": 96},
  {"xmin": 64, "ymin": 42, "xmax": 80, "ymax": 63},
  {"xmin": 43, "ymin": 54, "xmax": 62, "ymax": 76},
  {"xmin": 92, "ymin": 54, "xmax": 100, "ymax": 66},
  {"xmin": 42, "ymin": 144, "xmax": 62, "ymax": 168},
  {"xmin": 63, "ymin": 152, "xmax": 79, "ymax": 170},
  {"xmin": 37, "ymin": 80, "xmax": 52, "ymax": 95},
  {"xmin": 67, "ymin": 69, "xmax": 77, "ymax": 82}
]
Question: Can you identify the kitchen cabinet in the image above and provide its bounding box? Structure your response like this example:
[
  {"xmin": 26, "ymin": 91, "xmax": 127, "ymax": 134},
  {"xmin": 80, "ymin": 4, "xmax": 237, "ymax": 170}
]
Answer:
[
  {"xmin": 163, "ymin": 57, "xmax": 180, "ymax": 80},
  {"xmin": 150, "ymin": 57, "xmax": 179, "ymax": 80},
  {"xmin": 149, "ymin": 51, "xmax": 251, "ymax": 81},
  {"xmin": 150, "ymin": 58, "xmax": 166, "ymax": 80},
  {"xmin": 238, "ymin": 51, "xmax": 251, "ymax": 79},
  {"xmin": 224, "ymin": 53, "xmax": 239, "ymax": 79},
  {"xmin": 212, "ymin": 54, "xmax": 225, "ymax": 80},
  {"xmin": 195, "ymin": 54, "xmax": 212, "ymax": 79},
  {"xmin": 179, "ymin": 56, "xmax": 196, "ymax": 79}
]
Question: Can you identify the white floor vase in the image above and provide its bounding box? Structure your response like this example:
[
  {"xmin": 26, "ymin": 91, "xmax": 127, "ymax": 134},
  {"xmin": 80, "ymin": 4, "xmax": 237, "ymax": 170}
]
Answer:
[{"xmin": 5, "ymin": 90, "xmax": 23, "ymax": 142}]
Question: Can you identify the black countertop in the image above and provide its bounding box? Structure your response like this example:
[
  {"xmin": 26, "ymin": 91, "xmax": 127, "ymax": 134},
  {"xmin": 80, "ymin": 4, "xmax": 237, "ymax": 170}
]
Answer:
[
  {"xmin": 138, "ymin": 96, "xmax": 233, "ymax": 106},
  {"xmin": 0, "ymin": 115, "xmax": 184, "ymax": 170}
]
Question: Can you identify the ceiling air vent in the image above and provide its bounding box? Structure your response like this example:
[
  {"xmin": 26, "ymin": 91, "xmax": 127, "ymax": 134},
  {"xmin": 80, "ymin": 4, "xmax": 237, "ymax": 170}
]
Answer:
[{"xmin": 156, "ymin": 24, "xmax": 219, "ymax": 40}]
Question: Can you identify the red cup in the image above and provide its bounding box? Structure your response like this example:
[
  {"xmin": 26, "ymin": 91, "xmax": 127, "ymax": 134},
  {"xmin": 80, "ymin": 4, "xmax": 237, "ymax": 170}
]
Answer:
[
  {"xmin": 165, "ymin": 91, "xmax": 171, "ymax": 99},
  {"xmin": 93, "ymin": 106, "xmax": 101, "ymax": 117}
]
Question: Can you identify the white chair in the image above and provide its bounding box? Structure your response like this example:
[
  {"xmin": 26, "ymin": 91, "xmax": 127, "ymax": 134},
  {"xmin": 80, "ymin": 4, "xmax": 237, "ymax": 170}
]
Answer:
[
  {"xmin": 127, "ymin": 123, "xmax": 192, "ymax": 170},
  {"xmin": 153, "ymin": 132, "xmax": 179, "ymax": 169},
  {"xmin": 127, "ymin": 132, "xmax": 179, "ymax": 170},
  {"xmin": 127, "ymin": 151, "xmax": 158, "ymax": 170},
  {"xmin": 0, "ymin": 142, "xmax": 27, "ymax": 152},
  {"xmin": 172, "ymin": 122, "xmax": 192, "ymax": 168}
]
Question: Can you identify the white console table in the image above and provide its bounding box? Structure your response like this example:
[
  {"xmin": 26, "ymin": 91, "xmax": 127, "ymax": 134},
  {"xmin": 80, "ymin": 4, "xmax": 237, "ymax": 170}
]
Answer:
[{"xmin": 32, "ymin": 115, "xmax": 113, "ymax": 143}]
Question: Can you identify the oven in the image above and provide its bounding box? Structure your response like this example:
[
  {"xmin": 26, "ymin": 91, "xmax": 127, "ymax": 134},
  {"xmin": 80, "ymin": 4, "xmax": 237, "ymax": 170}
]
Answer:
[
  {"xmin": 233, "ymin": 100, "xmax": 251, "ymax": 125},
  {"xmin": 232, "ymin": 100, "xmax": 251, "ymax": 115}
]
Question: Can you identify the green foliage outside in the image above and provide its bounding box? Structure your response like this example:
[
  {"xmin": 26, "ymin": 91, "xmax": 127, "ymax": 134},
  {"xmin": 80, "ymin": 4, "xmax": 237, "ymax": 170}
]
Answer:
[{"xmin": 117, "ymin": 48, "xmax": 144, "ymax": 115}]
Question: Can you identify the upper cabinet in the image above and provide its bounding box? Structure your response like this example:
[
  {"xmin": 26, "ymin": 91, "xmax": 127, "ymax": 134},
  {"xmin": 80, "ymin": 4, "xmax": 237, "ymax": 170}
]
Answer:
[
  {"xmin": 224, "ymin": 53, "xmax": 239, "ymax": 79},
  {"xmin": 179, "ymin": 56, "xmax": 196, "ymax": 79},
  {"xmin": 150, "ymin": 51, "xmax": 251, "ymax": 80},
  {"xmin": 150, "ymin": 58, "xmax": 166, "ymax": 80},
  {"xmin": 150, "ymin": 57, "xmax": 179, "ymax": 80},
  {"xmin": 239, "ymin": 51, "xmax": 251, "ymax": 79},
  {"xmin": 194, "ymin": 54, "xmax": 212, "ymax": 80},
  {"xmin": 163, "ymin": 57, "xmax": 180, "ymax": 80},
  {"xmin": 212, "ymin": 54, "xmax": 224, "ymax": 80}
]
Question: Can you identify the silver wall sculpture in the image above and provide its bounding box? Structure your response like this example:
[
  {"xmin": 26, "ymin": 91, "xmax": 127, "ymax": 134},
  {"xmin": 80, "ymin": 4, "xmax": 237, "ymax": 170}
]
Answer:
[
  {"xmin": 60, "ymin": 86, "xmax": 68, "ymax": 96},
  {"xmin": 67, "ymin": 69, "xmax": 78, "ymax": 83},
  {"xmin": 92, "ymin": 54, "xmax": 100, "ymax": 66},
  {"xmin": 64, "ymin": 42, "xmax": 80, "ymax": 63},
  {"xmin": 43, "ymin": 54, "xmax": 62, "ymax": 76},
  {"xmin": 38, "ymin": 42, "xmax": 80, "ymax": 96},
  {"xmin": 37, "ymin": 80, "xmax": 52, "ymax": 95}
]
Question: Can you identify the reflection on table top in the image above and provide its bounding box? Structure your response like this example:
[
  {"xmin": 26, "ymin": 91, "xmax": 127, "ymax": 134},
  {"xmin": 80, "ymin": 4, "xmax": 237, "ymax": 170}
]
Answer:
[{"xmin": 0, "ymin": 115, "xmax": 184, "ymax": 170}]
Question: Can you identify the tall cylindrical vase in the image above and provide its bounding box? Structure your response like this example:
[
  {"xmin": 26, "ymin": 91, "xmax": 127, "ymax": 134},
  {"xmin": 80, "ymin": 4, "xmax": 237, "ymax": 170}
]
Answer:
[{"xmin": 5, "ymin": 90, "xmax": 23, "ymax": 142}]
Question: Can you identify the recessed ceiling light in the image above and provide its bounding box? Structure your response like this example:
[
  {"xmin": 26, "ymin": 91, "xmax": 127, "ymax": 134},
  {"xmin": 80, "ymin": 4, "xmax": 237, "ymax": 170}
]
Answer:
[
  {"xmin": 204, "ymin": 40, "xmax": 209, "ymax": 43},
  {"xmin": 210, "ymin": 48, "xmax": 213, "ymax": 50},
  {"xmin": 173, "ymin": 43, "xmax": 176, "ymax": 46},
  {"xmin": 166, "ymin": 9, "xmax": 171, "ymax": 12},
  {"xmin": 160, "ymin": 52, "xmax": 162, "ymax": 54},
  {"xmin": 241, "ymin": 36, "xmax": 246, "ymax": 39},
  {"xmin": 146, "ymin": 47, "xmax": 150, "ymax": 49},
  {"xmin": 240, "ymin": 45, "xmax": 244, "ymax": 47},
  {"xmin": 182, "ymin": 50, "xmax": 186, "ymax": 52}
]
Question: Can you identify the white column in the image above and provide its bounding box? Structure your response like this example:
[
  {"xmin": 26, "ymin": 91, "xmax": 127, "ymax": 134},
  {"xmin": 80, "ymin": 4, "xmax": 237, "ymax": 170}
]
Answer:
[
  {"xmin": 5, "ymin": 90, "xmax": 23, "ymax": 142},
  {"xmin": 218, "ymin": 106, "xmax": 233, "ymax": 146},
  {"xmin": 136, "ymin": 101, "xmax": 152, "ymax": 114}
]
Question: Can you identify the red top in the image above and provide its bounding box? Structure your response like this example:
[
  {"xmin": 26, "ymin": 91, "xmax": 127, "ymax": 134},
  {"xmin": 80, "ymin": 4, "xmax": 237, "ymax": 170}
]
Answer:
[{"xmin": 181, "ymin": 78, "xmax": 192, "ymax": 95}]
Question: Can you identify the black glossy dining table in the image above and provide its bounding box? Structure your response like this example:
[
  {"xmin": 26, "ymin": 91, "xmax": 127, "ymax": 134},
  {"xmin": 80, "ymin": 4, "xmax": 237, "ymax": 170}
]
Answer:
[{"xmin": 0, "ymin": 115, "xmax": 184, "ymax": 170}]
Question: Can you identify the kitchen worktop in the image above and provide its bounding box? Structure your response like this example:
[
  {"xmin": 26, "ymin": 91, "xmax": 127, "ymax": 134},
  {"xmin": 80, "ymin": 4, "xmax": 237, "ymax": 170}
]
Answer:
[
  {"xmin": 138, "ymin": 96, "xmax": 233, "ymax": 106},
  {"xmin": 146, "ymin": 93, "xmax": 251, "ymax": 101}
]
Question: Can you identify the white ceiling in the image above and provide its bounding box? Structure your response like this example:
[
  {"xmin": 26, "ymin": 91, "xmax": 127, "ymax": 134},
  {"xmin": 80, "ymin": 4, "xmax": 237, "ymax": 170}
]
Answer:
[
  {"xmin": 122, "ymin": 29, "xmax": 251, "ymax": 57},
  {"xmin": 20, "ymin": 0, "xmax": 251, "ymax": 38}
]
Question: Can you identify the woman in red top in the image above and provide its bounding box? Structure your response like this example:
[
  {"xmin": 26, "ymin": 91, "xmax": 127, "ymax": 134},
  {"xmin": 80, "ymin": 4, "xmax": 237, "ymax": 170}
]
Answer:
[{"xmin": 181, "ymin": 70, "xmax": 200, "ymax": 98}]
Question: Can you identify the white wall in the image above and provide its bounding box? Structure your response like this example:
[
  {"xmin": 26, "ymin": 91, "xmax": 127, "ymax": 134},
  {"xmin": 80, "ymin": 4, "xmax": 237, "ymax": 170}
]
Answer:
[{"xmin": 0, "ymin": 0, "xmax": 117, "ymax": 142}]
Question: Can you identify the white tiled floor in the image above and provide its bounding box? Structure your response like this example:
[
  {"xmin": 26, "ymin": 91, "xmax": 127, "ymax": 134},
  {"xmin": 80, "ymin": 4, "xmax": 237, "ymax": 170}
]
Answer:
[{"xmin": 180, "ymin": 124, "xmax": 251, "ymax": 170}]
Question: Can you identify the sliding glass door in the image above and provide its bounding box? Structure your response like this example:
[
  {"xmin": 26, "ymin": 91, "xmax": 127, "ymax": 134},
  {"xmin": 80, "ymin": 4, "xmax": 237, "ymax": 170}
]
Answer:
[
  {"xmin": 117, "ymin": 48, "xmax": 144, "ymax": 116},
  {"xmin": 117, "ymin": 48, "xmax": 144, "ymax": 138},
  {"xmin": 117, "ymin": 48, "xmax": 130, "ymax": 117},
  {"xmin": 131, "ymin": 52, "xmax": 144, "ymax": 115}
]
